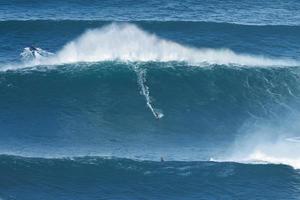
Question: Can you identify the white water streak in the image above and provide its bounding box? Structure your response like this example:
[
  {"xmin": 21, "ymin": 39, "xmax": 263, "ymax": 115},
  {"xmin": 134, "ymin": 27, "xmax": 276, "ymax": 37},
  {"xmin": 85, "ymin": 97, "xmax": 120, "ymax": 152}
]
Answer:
[{"xmin": 135, "ymin": 66, "xmax": 164, "ymax": 119}]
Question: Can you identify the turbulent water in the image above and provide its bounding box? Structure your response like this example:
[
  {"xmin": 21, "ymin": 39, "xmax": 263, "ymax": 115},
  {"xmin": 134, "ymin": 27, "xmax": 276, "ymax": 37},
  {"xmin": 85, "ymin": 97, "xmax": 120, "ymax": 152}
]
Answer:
[{"xmin": 1, "ymin": 1, "xmax": 300, "ymax": 199}]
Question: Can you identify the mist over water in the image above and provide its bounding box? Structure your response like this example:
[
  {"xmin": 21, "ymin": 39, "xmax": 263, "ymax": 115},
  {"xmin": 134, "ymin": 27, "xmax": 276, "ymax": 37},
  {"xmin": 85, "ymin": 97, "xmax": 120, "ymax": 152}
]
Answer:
[{"xmin": 226, "ymin": 112, "xmax": 300, "ymax": 169}]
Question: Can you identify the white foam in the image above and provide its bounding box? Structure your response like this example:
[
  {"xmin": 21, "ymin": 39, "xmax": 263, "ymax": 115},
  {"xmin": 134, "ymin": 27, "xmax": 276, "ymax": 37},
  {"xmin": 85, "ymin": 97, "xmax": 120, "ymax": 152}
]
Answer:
[
  {"xmin": 134, "ymin": 66, "xmax": 164, "ymax": 119},
  {"xmin": 23, "ymin": 23, "xmax": 298, "ymax": 67}
]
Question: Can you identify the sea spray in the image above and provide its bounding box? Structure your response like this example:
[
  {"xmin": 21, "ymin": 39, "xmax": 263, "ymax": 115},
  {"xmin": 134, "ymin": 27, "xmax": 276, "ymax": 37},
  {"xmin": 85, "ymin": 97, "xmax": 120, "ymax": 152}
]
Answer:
[
  {"xmin": 225, "ymin": 114, "xmax": 300, "ymax": 169},
  {"xmin": 10, "ymin": 23, "xmax": 298, "ymax": 70},
  {"xmin": 53, "ymin": 24, "xmax": 297, "ymax": 66}
]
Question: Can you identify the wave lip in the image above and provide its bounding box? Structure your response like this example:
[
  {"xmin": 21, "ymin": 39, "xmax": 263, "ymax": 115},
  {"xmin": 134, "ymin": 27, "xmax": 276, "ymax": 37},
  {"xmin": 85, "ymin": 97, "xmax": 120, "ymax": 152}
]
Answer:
[{"xmin": 23, "ymin": 23, "xmax": 298, "ymax": 68}]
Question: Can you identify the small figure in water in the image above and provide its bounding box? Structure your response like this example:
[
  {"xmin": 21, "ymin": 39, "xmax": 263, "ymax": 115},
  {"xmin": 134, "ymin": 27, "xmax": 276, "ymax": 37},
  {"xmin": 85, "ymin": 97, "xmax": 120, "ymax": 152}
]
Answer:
[{"xmin": 160, "ymin": 157, "xmax": 164, "ymax": 162}]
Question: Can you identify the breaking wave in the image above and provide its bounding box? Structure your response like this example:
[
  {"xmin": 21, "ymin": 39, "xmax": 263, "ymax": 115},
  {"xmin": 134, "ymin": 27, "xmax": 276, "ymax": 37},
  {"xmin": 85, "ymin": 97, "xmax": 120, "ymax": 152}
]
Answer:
[
  {"xmin": 16, "ymin": 23, "xmax": 298, "ymax": 68},
  {"xmin": 2, "ymin": 22, "xmax": 300, "ymax": 170}
]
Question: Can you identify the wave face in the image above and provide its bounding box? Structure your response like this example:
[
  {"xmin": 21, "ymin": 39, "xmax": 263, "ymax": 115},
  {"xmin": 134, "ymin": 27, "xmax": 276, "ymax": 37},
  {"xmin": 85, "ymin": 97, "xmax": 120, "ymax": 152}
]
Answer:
[
  {"xmin": 1, "ymin": 63, "xmax": 300, "ymax": 164},
  {"xmin": 1, "ymin": 4, "xmax": 300, "ymax": 198}
]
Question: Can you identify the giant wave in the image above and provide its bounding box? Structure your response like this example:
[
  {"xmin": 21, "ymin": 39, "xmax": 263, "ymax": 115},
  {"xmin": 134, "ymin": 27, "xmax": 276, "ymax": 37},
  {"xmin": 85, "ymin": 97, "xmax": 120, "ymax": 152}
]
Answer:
[
  {"xmin": 1, "ymin": 63, "xmax": 300, "ymax": 168},
  {"xmin": 1, "ymin": 23, "xmax": 300, "ymax": 170}
]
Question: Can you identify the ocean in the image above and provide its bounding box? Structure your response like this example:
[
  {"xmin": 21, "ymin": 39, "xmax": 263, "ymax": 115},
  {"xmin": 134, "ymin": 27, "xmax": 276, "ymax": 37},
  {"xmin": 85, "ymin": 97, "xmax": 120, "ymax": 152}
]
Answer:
[{"xmin": 1, "ymin": 0, "xmax": 300, "ymax": 199}]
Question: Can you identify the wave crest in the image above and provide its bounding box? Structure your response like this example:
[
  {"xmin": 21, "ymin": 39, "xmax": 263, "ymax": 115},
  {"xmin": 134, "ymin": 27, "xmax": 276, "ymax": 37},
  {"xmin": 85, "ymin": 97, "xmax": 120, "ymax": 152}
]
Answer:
[{"xmin": 29, "ymin": 23, "xmax": 298, "ymax": 67}]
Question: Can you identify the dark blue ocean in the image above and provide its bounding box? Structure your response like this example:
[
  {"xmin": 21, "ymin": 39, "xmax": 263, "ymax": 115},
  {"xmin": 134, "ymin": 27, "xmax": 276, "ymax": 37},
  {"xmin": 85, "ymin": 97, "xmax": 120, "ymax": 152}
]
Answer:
[{"xmin": 1, "ymin": 1, "xmax": 300, "ymax": 199}]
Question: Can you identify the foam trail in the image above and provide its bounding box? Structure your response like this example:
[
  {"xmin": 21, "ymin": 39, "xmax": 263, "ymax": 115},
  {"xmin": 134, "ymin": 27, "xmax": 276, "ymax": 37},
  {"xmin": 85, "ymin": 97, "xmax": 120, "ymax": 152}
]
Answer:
[
  {"xmin": 31, "ymin": 23, "xmax": 297, "ymax": 67},
  {"xmin": 134, "ymin": 66, "xmax": 164, "ymax": 119}
]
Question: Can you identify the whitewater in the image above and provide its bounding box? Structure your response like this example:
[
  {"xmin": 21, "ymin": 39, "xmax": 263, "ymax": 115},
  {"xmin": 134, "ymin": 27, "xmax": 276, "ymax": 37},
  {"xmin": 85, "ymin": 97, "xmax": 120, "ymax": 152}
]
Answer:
[{"xmin": 10, "ymin": 23, "xmax": 298, "ymax": 70}]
